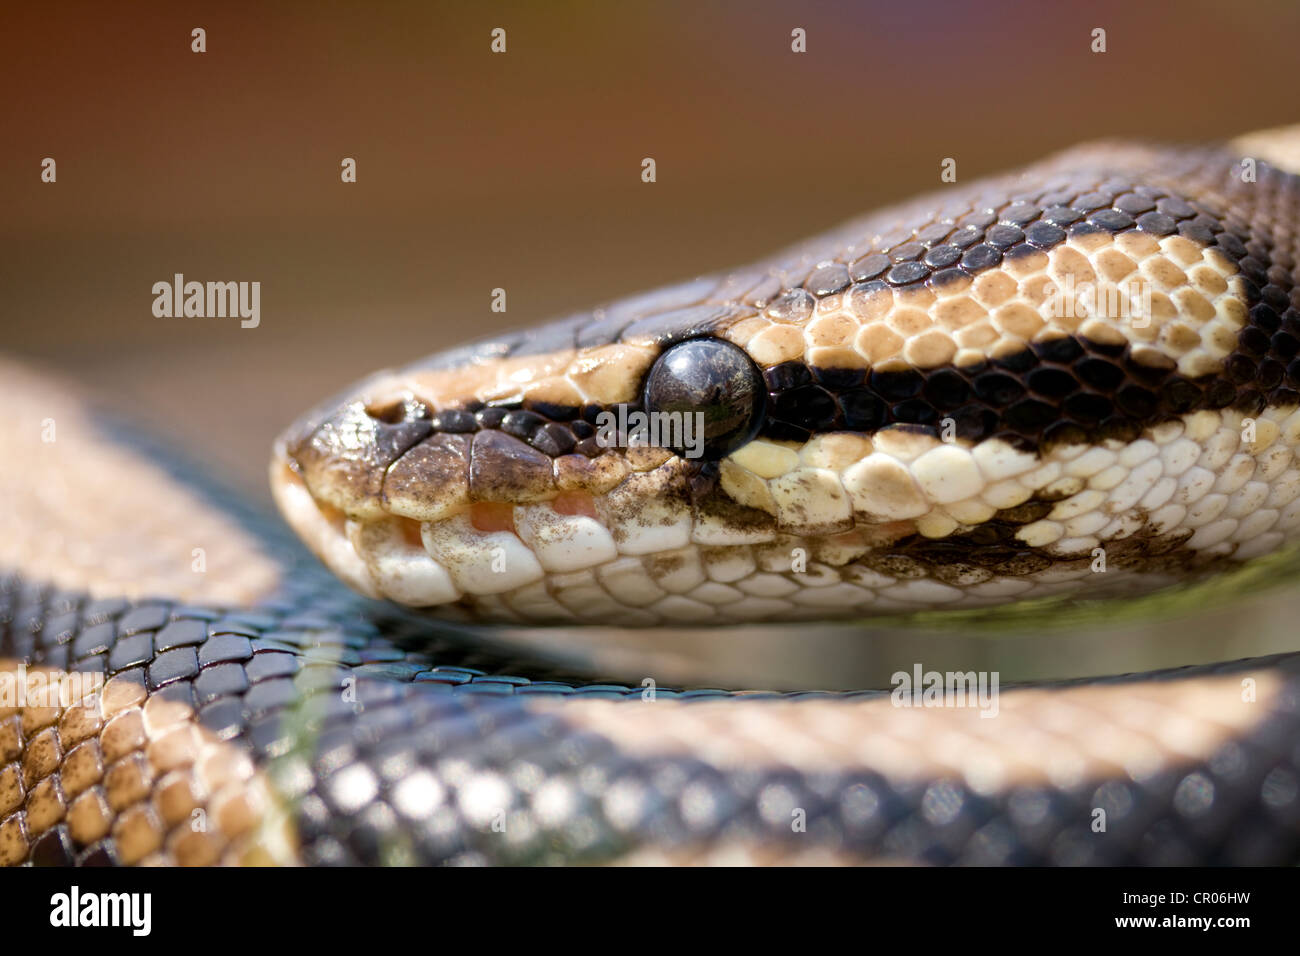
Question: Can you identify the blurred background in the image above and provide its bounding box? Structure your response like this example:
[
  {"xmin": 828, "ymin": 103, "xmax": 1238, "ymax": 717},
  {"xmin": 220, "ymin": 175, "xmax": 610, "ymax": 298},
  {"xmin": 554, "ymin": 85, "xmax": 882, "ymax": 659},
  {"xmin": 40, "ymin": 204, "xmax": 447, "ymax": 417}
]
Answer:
[{"xmin": 6, "ymin": 0, "xmax": 1299, "ymax": 506}]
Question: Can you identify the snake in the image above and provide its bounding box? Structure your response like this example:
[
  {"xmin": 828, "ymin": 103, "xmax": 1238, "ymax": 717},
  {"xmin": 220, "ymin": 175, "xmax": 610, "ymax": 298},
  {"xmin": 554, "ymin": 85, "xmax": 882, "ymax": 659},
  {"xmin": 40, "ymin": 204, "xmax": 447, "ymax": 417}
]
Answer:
[{"xmin": 4, "ymin": 128, "xmax": 1300, "ymax": 866}]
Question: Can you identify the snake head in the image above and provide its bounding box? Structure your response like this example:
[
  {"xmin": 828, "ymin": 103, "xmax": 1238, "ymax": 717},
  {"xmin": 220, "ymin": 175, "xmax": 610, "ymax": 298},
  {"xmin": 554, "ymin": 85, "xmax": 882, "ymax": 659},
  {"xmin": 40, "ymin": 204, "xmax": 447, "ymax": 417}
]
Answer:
[
  {"xmin": 271, "ymin": 311, "xmax": 793, "ymax": 623},
  {"xmin": 274, "ymin": 141, "xmax": 1300, "ymax": 625}
]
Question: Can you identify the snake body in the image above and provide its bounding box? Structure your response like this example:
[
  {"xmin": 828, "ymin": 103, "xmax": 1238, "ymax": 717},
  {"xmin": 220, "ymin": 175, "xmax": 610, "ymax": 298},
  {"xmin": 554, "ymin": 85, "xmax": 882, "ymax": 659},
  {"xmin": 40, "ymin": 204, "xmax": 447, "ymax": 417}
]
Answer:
[{"xmin": 3, "ymin": 133, "xmax": 1300, "ymax": 865}]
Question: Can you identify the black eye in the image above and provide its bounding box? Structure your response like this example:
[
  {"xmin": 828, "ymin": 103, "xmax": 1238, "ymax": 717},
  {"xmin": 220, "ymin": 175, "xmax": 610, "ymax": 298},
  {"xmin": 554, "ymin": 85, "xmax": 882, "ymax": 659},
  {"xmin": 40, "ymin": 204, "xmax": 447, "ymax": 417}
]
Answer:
[{"xmin": 642, "ymin": 338, "xmax": 765, "ymax": 460}]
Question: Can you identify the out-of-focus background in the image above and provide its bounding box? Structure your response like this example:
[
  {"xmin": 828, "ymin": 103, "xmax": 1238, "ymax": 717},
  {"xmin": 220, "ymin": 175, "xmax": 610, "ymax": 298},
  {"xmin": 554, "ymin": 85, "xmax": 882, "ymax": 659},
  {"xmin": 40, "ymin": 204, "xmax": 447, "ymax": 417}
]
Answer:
[{"xmin": 6, "ymin": 0, "xmax": 1299, "ymax": 507}]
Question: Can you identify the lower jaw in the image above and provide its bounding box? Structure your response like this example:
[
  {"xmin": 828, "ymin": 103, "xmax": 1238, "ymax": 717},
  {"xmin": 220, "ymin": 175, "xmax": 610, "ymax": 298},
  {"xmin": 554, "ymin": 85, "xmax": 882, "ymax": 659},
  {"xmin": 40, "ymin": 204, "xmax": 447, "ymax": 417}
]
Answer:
[{"xmin": 270, "ymin": 458, "xmax": 1246, "ymax": 632}]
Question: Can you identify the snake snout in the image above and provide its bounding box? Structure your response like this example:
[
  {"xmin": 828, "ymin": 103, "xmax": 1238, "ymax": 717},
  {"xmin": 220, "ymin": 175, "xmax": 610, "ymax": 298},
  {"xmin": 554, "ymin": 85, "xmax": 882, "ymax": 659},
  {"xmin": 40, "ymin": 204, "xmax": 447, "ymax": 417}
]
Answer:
[{"xmin": 270, "ymin": 360, "xmax": 674, "ymax": 617}]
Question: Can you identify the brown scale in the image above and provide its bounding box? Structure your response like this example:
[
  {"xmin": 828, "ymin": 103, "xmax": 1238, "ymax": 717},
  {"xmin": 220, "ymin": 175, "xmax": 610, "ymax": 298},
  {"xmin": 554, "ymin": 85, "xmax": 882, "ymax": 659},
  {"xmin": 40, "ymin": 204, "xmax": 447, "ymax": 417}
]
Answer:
[
  {"xmin": 289, "ymin": 387, "xmax": 736, "ymax": 521},
  {"xmin": 289, "ymin": 398, "xmax": 603, "ymax": 516},
  {"xmin": 0, "ymin": 664, "xmax": 286, "ymax": 867}
]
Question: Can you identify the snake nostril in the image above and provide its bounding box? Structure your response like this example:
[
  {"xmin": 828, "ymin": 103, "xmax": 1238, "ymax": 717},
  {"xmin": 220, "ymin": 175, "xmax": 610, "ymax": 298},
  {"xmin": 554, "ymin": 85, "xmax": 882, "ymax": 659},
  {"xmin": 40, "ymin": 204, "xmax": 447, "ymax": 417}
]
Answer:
[
  {"xmin": 365, "ymin": 397, "xmax": 430, "ymax": 424},
  {"xmin": 364, "ymin": 400, "xmax": 405, "ymax": 423}
]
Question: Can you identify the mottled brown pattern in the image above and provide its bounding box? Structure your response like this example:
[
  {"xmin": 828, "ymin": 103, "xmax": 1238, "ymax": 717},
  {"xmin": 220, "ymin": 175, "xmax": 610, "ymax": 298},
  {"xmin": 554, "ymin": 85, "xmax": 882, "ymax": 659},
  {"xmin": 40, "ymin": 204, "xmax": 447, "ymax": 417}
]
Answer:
[{"xmin": 0, "ymin": 664, "xmax": 292, "ymax": 866}]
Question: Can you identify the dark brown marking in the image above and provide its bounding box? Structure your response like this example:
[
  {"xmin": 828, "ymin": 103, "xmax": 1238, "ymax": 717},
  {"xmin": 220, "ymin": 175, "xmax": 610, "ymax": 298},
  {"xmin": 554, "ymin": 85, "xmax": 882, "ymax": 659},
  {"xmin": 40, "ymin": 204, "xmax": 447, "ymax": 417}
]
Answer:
[
  {"xmin": 382, "ymin": 434, "xmax": 471, "ymax": 511},
  {"xmin": 289, "ymin": 402, "xmax": 432, "ymax": 515},
  {"xmin": 468, "ymin": 430, "xmax": 555, "ymax": 503},
  {"xmin": 859, "ymin": 500, "xmax": 1210, "ymax": 582}
]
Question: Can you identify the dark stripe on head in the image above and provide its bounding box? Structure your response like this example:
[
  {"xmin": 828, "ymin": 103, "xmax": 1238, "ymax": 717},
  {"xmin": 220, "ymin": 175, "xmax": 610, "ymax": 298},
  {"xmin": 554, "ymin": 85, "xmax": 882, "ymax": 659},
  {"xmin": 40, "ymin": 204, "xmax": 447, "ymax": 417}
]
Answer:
[{"xmin": 758, "ymin": 326, "xmax": 1300, "ymax": 452}]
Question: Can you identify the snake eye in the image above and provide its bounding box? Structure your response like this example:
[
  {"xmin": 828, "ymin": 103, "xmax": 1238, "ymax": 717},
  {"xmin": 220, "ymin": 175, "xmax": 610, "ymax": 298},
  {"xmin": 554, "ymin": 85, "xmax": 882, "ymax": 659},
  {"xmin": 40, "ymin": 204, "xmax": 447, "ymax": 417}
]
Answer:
[{"xmin": 641, "ymin": 338, "xmax": 765, "ymax": 460}]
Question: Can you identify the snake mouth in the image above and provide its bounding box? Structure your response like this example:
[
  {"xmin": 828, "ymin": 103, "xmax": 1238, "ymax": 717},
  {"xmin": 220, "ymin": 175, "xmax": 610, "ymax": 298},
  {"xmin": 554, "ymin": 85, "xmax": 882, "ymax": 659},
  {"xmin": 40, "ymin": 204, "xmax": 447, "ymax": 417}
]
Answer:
[
  {"xmin": 270, "ymin": 451, "xmax": 635, "ymax": 613},
  {"xmin": 268, "ymin": 368, "xmax": 733, "ymax": 621}
]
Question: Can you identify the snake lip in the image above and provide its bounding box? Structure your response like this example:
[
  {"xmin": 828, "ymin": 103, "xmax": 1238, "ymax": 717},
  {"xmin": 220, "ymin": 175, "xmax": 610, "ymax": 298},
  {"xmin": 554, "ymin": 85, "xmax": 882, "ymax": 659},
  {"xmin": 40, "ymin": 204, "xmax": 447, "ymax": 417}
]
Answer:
[
  {"xmin": 271, "ymin": 440, "xmax": 631, "ymax": 613},
  {"xmin": 269, "ymin": 456, "xmax": 381, "ymax": 599}
]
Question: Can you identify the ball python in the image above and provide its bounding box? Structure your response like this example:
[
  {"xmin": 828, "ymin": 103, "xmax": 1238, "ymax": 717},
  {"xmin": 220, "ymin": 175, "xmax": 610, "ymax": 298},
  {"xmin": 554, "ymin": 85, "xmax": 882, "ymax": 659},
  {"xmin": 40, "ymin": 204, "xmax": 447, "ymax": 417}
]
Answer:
[{"xmin": 4, "ymin": 129, "xmax": 1300, "ymax": 866}]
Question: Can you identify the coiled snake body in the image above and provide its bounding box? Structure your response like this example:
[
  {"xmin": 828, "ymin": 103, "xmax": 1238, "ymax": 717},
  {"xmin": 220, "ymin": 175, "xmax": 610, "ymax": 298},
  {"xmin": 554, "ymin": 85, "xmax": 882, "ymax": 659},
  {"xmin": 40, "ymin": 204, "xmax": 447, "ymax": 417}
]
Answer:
[{"xmin": 4, "ymin": 132, "xmax": 1300, "ymax": 865}]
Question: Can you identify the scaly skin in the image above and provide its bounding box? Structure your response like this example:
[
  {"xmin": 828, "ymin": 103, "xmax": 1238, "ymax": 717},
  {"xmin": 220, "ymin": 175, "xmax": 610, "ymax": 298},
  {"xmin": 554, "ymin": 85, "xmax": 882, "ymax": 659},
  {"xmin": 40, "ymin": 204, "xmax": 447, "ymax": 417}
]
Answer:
[
  {"xmin": 2, "ymin": 134, "xmax": 1300, "ymax": 866},
  {"xmin": 275, "ymin": 137, "xmax": 1300, "ymax": 628}
]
